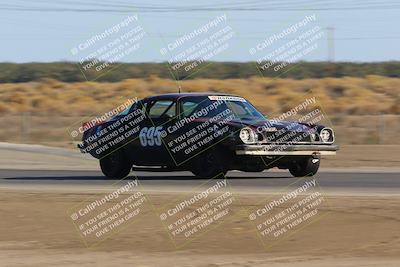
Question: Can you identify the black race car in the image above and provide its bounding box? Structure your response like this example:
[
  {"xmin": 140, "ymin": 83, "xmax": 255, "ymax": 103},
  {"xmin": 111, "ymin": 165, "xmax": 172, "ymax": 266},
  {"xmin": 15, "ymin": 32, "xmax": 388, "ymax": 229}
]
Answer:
[{"xmin": 78, "ymin": 93, "xmax": 338, "ymax": 179}]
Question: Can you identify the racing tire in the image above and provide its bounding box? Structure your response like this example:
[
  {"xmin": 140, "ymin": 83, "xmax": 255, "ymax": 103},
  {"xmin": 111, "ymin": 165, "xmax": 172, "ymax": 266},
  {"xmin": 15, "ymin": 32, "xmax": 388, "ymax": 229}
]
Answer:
[
  {"xmin": 100, "ymin": 152, "xmax": 132, "ymax": 180},
  {"xmin": 289, "ymin": 156, "xmax": 320, "ymax": 177},
  {"xmin": 190, "ymin": 148, "xmax": 227, "ymax": 179}
]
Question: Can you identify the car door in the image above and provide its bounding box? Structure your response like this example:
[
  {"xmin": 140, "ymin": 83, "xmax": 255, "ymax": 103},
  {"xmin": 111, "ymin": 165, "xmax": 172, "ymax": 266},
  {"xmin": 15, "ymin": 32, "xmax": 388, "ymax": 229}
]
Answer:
[{"xmin": 135, "ymin": 98, "xmax": 177, "ymax": 166}]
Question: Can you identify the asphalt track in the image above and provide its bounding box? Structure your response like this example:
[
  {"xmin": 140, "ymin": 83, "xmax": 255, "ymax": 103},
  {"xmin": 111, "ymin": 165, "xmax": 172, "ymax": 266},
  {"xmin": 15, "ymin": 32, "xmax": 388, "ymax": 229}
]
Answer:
[{"xmin": 0, "ymin": 169, "xmax": 399, "ymax": 195}]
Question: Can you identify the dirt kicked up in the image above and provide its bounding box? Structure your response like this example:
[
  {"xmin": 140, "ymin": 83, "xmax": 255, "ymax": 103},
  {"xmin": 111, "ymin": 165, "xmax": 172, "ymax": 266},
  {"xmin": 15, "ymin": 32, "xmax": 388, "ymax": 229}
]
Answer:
[{"xmin": 0, "ymin": 189, "xmax": 399, "ymax": 267}]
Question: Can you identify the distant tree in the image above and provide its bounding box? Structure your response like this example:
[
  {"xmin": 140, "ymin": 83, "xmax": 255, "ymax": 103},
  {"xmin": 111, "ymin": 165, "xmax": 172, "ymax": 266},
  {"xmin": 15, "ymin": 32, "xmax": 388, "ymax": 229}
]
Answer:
[{"xmin": 0, "ymin": 61, "xmax": 400, "ymax": 83}]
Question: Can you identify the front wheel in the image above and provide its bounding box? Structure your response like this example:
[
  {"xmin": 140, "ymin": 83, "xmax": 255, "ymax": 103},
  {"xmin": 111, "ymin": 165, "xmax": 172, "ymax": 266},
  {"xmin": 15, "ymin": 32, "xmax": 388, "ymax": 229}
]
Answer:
[
  {"xmin": 190, "ymin": 148, "xmax": 227, "ymax": 179},
  {"xmin": 289, "ymin": 156, "xmax": 320, "ymax": 177},
  {"xmin": 100, "ymin": 152, "xmax": 132, "ymax": 179}
]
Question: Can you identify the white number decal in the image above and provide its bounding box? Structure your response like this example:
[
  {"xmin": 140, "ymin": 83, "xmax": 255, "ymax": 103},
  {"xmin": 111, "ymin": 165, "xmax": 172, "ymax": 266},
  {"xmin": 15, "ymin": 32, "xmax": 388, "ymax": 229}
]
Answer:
[
  {"xmin": 146, "ymin": 127, "xmax": 155, "ymax": 146},
  {"xmin": 139, "ymin": 127, "xmax": 148, "ymax": 146},
  {"xmin": 154, "ymin": 126, "xmax": 162, "ymax": 146},
  {"xmin": 139, "ymin": 126, "xmax": 163, "ymax": 147}
]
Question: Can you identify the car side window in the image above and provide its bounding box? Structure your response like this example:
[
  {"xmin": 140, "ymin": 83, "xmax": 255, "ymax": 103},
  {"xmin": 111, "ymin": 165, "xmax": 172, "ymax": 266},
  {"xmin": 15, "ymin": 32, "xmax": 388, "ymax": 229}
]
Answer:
[
  {"xmin": 181, "ymin": 100, "xmax": 199, "ymax": 117},
  {"xmin": 180, "ymin": 97, "xmax": 227, "ymax": 118},
  {"xmin": 148, "ymin": 100, "xmax": 176, "ymax": 119},
  {"xmin": 138, "ymin": 101, "xmax": 147, "ymax": 114}
]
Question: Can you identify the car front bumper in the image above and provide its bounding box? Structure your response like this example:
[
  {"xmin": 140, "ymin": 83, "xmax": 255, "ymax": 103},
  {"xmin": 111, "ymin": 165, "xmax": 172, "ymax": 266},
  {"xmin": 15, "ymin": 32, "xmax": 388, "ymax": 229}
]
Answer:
[{"xmin": 235, "ymin": 144, "xmax": 339, "ymax": 156}]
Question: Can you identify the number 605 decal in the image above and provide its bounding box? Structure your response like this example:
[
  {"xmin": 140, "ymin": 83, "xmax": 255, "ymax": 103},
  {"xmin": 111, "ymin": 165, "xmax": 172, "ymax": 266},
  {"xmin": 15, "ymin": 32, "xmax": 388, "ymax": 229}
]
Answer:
[{"xmin": 139, "ymin": 126, "xmax": 163, "ymax": 147}]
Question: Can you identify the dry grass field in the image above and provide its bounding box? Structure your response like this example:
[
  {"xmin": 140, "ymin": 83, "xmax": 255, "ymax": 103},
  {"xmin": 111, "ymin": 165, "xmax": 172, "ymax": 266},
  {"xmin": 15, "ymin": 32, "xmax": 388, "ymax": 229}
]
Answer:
[
  {"xmin": 0, "ymin": 75, "xmax": 399, "ymax": 145},
  {"xmin": 1, "ymin": 75, "xmax": 399, "ymax": 115}
]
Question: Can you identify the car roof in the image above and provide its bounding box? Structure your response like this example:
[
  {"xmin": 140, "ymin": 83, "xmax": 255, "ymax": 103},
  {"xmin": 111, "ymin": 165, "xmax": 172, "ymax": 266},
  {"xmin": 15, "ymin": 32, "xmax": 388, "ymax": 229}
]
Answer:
[{"xmin": 143, "ymin": 92, "xmax": 240, "ymax": 102}]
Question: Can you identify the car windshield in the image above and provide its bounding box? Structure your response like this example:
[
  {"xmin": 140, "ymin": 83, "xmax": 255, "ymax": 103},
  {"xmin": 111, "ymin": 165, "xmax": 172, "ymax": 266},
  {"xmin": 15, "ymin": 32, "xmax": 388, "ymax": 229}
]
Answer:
[
  {"xmin": 225, "ymin": 100, "xmax": 266, "ymax": 120},
  {"xmin": 180, "ymin": 96, "xmax": 266, "ymax": 121}
]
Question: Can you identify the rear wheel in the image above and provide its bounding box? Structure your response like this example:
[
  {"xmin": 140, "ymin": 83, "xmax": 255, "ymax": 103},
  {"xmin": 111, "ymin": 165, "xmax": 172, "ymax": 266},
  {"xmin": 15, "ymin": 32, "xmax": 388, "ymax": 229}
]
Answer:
[
  {"xmin": 190, "ymin": 148, "xmax": 227, "ymax": 179},
  {"xmin": 100, "ymin": 152, "xmax": 132, "ymax": 179},
  {"xmin": 289, "ymin": 156, "xmax": 320, "ymax": 177}
]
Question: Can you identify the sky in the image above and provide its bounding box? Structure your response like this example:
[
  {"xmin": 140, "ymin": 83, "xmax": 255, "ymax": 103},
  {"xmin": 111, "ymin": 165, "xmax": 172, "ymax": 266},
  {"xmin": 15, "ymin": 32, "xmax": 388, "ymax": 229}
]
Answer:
[{"xmin": 1, "ymin": 0, "xmax": 400, "ymax": 63}]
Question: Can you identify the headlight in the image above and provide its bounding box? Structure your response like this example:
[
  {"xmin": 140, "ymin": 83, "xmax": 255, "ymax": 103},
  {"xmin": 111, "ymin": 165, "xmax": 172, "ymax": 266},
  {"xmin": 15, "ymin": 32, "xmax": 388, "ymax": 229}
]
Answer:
[
  {"xmin": 320, "ymin": 128, "xmax": 334, "ymax": 143},
  {"xmin": 239, "ymin": 127, "xmax": 257, "ymax": 144}
]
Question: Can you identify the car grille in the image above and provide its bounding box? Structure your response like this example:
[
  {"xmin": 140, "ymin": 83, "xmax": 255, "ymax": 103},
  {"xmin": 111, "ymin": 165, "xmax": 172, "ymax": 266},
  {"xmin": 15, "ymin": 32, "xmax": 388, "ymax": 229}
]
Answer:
[{"xmin": 258, "ymin": 131, "xmax": 314, "ymax": 144}]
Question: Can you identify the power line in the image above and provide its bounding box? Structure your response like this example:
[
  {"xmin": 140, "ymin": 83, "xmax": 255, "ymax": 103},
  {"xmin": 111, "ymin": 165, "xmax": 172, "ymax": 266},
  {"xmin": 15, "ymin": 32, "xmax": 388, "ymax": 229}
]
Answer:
[{"xmin": 3, "ymin": 2, "xmax": 400, "ymax": 13}]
